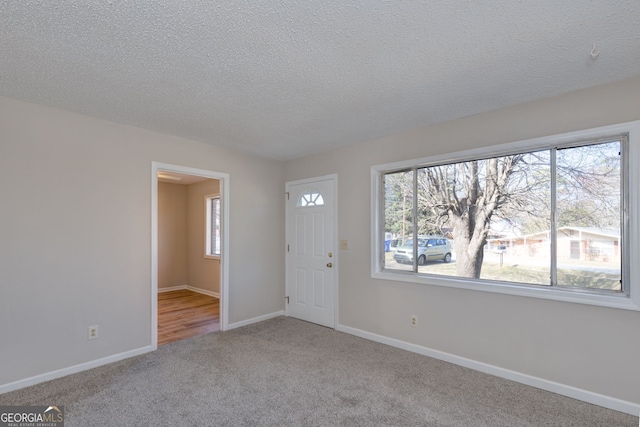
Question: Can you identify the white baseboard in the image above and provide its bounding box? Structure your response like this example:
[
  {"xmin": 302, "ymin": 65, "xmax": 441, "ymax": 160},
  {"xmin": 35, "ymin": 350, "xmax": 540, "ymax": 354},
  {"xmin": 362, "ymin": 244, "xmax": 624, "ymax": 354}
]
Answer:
[
  {"xmin": 227, "ymin": 310, "xmax": 285, "ymax": 330},
  {"xmin": 336, "ymin": 324, "xmax": 640, "ymax": 416},
  {"xmin": 186, "ymin": 286, "xmax": 220, "ymax": 299},
  {"xmin": 0, "ymin": 345, "xmax": 153, "ymax": 395},
  {"xmin": 3, "ymin": 287, "xmax": 220, "ymax": 395},
  {"xmin": 157, "ymin": 285, "xmax": 186, "ymax": 293},
  {"xmin": 157, "ymin": 285, "xmax": 220, "ymax": 299}
]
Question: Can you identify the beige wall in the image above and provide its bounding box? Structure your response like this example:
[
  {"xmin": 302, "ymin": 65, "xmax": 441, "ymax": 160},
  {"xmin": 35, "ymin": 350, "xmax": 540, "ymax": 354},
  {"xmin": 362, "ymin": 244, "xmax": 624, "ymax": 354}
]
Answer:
[
  {"xmin": 0, "ymin": 95, "xmax": 285, "ymax": 386},
  {"xmin": 158, "ymin": 179, "xmax": 220, "ymax": 293},
  {"xmin": 158, "ymin": 182, "xmax": 187, "ymax": 289},
  {"xmin": 3, "ymin": 75, "xmax": 639, "ymax": 408},
  {"xmin": 187, "ymin": 179, "xmax": 220, "ymax": 294},
  {"xmin": 284, "ymin": 75, "xmax": 640, "ymax": 406}
]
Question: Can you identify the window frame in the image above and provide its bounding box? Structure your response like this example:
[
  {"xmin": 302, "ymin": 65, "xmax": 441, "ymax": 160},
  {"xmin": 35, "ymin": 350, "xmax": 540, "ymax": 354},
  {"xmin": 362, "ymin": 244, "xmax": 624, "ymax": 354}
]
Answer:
[
  {"xmin": 205, "ymin": 194, "xmax": 221, "ymax": 259},
  {"xmin": 371, "ymin": 120, "xmax": 640, "ymax": 311}
]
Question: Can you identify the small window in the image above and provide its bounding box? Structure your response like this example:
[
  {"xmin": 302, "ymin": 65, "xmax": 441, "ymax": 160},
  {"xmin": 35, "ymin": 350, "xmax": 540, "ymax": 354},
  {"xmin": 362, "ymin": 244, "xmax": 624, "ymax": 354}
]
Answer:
[
  {"xmin": 297, "ymin": 191, "xmax": 324, "ymax": 207},
  {"xmin": 205, "ymin": 195, "xmax": 220, "ymax": 257}
]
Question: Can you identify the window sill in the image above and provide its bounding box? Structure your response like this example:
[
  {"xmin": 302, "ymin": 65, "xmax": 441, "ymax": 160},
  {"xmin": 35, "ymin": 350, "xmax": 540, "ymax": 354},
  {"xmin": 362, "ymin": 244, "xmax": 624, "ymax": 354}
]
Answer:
[
  {"xmin": 204, "ymin": 255, "xmax": 220, "ymax": 260},
  {"xmin": 372, "ymin": 269, "xmax": 640, "ymax": 311}
]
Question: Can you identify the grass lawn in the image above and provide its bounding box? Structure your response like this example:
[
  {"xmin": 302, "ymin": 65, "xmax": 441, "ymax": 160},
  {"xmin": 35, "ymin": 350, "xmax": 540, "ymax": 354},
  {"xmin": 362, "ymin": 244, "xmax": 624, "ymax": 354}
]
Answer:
[{"xmin": 386, "ymin": 252, "xmax": 621, "ymax": 291}]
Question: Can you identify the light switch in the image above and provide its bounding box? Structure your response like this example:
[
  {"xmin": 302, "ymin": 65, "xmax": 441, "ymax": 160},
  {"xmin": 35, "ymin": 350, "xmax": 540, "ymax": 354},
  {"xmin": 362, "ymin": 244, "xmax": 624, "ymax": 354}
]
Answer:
[{"xmin": 340, "ymin": 239, "xmax": 349, "ymax": 250}]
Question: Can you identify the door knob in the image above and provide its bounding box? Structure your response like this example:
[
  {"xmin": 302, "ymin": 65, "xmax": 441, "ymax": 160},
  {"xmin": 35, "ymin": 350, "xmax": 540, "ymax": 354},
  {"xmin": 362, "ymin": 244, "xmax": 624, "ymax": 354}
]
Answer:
[{"xmin": 326, "ymin": 262, "xmax": 333, "ymax": 268}]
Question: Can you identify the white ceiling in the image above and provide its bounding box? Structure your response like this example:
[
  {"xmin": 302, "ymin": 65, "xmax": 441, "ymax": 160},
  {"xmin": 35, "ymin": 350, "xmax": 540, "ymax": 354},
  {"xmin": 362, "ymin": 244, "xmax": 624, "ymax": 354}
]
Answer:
[{"xmin": 1, "ymin": 1, "xmax": 639, "ymax": 161}]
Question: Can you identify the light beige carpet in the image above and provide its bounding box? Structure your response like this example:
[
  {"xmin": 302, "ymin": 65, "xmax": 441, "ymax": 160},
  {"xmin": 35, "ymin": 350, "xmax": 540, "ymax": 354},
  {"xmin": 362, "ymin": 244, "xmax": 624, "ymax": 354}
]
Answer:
[{"xmin": 1, "ymin": 317, "xmax": 637, "ymax": 426}]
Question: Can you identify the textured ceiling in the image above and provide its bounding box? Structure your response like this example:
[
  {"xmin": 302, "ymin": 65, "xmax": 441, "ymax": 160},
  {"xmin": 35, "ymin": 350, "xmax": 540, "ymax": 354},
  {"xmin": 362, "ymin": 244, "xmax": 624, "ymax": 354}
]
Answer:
[{"xmin": 1, "ymin": 1, "xmax": 639, "ymax": 160}]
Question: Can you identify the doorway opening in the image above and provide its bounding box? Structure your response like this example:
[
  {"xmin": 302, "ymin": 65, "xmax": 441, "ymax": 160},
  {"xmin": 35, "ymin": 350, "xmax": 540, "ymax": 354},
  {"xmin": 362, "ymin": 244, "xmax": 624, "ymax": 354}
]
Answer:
[{"xmin": 151, "ymin": 162, "xmax": 230, "ymax": 349}]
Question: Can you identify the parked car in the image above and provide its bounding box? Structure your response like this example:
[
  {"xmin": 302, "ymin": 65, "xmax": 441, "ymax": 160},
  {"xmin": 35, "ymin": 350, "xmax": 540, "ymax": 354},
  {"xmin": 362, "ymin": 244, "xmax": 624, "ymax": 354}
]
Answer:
[{"xmin": 393, "ymin": 237, "xmax": 452, "ymax": 265}]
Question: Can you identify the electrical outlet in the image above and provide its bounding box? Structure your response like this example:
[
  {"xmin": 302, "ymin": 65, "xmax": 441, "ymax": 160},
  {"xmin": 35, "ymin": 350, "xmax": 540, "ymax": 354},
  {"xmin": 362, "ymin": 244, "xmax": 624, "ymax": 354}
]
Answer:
[
  {"xmin": 410, "ymin": 315, "xmax": 418, "ymax": 327},
  {"xmin": 88, "ymin": 325, "xmax": 99, "ymax": 340}
]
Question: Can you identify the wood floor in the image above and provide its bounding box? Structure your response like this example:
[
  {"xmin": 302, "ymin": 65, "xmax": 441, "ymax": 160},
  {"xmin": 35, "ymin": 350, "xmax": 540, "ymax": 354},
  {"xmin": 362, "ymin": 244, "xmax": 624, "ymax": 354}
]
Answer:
[{"xmin": 158, "ymin": 289, "xmax": 220, "ymax": 346}]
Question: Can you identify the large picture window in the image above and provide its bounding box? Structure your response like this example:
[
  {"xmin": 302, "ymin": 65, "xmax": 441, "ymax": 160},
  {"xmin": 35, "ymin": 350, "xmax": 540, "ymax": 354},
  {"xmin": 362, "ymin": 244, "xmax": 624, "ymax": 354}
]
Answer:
[{"xmin": 372, "ymin": 122, "xmax": 640, "ymax": 310}]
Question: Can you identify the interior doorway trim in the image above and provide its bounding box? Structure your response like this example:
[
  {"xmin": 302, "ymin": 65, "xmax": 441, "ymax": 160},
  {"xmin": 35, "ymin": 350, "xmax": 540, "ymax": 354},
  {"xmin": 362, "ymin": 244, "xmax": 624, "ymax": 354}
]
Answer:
[{"xmin": 151, "ymin": 161, "xmax": 230, "ymax": 349}]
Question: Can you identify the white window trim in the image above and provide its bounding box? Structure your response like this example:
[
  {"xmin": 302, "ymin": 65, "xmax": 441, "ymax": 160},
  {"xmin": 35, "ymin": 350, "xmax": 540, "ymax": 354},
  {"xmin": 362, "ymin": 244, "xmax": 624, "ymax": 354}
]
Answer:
[
  {"xmin": 371, "ymin": 120, "xmax": 640, "ymax": 311},
  {"xmin": 205, "ymin": 193, "xmax": 221, "ymax": 259}
]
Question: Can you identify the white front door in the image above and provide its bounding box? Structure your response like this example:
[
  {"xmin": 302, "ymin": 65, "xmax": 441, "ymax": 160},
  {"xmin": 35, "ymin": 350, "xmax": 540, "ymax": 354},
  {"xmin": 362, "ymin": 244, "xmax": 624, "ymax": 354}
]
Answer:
[{"xmin": 286, "ymin": 176, "xmax": 337, "ymax": 328}]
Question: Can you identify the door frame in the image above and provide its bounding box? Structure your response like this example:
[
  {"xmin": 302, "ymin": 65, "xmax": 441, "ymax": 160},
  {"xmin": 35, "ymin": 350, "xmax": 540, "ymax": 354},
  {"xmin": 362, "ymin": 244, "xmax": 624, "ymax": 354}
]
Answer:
[
  {"xmin": 285, "ymin": 174, "xmax": 339, "ymax": 328},
  {"xmin": 151, "ymin": 161, "xmax": 230, "ymax": 349}
]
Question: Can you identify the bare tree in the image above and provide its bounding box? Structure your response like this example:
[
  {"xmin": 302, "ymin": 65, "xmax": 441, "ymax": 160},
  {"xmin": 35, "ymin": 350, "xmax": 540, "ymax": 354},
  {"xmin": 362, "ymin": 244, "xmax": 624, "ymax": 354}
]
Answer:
[
  {"xmin": 419, "ymin": 155, "xmax": 528, "ymax": 277},
  {"xmin": 385, "ymin": 140, "xmax": 621, "ymax": 279},
  {"xmin": 384, "ymin": 171, "xmax": 413, "ymax": 244}
]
